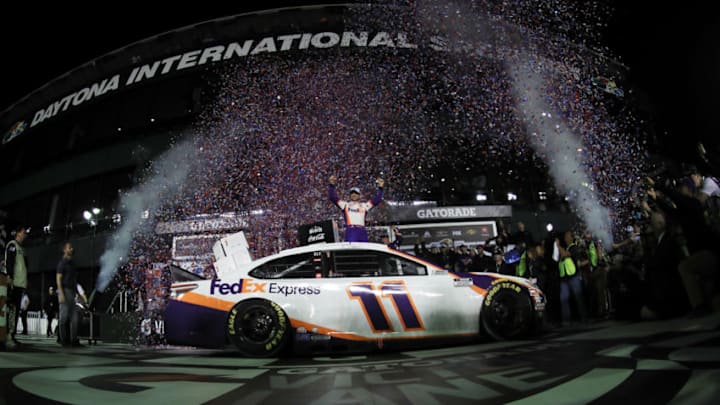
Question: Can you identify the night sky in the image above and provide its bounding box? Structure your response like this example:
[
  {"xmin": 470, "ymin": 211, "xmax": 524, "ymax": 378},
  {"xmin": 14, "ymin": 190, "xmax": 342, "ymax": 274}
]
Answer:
[
  {"xmin": 2, "ymin": 2, "xmax": 718, "ymax": 164},
  {"xmin": 606, "ymin": 2, "xmax": 720, "ymax": 164}
]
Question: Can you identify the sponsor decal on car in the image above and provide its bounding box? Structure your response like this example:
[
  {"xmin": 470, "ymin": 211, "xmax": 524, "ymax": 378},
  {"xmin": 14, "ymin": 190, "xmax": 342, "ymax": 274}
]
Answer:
[
  {"xmin": 528, "ymin": 287, "xmax": 546, "ymax": 310},
  {"xmin": 268, "ymin": 283, "xmax": 321, "ymax": 296},
  {"xmin": 453, "ymin": 278, "xmax": 473, "ymax": 287},
  {"xmin": 210, "ymin": 278, "xmax": 321, "ymax": 296},
  {"xmin": 210, "ymin": 278, "xmax": 266, "ymax": 295}
]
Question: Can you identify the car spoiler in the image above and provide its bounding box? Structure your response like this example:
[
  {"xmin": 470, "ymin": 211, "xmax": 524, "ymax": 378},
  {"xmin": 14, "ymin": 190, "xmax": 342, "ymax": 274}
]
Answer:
[
  {"xmin": 169, "ymin": 264, "xmax": 206, "ymax": 283},
  {"xmin": 212, "ymin": 231, "xmax": 253, "ymax": 279}
]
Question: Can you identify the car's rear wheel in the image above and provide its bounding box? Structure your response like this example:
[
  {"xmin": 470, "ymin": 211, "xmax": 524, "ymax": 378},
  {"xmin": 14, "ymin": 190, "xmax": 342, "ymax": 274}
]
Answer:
[
  {"xmin": 227, "ymin": 299, "xmax": 290, "ymax": 357},
  {"xmin": 481, "ymin": 281, "xmax": 534, "ymax": 340}
]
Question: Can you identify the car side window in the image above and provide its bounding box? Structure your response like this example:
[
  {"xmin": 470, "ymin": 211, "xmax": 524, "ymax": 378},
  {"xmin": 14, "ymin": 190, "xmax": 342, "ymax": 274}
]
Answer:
[
  {"xmin": 333, "ymin": 251, "xmax": 427, "ymax": 277},
  {"xmin": 332, "ymin": 250, "xmax": 381, "ymax": 277},
  {"xmin": 250, "ymin": 252, "xmax": 323, "ymax": 279},
  {"xmin": 249, "ymin": 250, "xmax": 429, "ymax": 279},
  {"xmin": 383, "ymin": 255, "xmax": 427, "ymax": 276}
]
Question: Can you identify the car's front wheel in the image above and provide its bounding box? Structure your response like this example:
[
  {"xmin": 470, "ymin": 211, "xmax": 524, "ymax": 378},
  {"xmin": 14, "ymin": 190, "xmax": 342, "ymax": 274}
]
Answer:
[
  {"xmin": 227, "ymin": 299, "xmax": 291, "ymax": 357},
  {"xmin": 481, "ymin": 280, "xmax": 534, "ymax": 340}
]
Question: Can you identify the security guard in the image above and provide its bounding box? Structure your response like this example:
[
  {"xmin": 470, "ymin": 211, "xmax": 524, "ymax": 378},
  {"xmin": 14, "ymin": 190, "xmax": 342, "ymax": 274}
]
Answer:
[
  {"xmin": 5, "ymin": 226, "xmax": 29, "ymax": 347},
  {"xmin": 516, "ymin": 243, "xmax": 544, "ymax": 286},
  {"xmin": 558, "ymin": 231, "xmax": 587, "ymax": 325}
]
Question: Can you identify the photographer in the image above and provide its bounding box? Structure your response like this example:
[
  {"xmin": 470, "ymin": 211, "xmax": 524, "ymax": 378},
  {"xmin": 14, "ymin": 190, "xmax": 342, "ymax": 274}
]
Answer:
[
  {"xmin": 688, "ymin": 166, "xmax": 720, "ymax": 239},
  {"xmin": 646, "ymin": 175, "xmax": 718, "ymax": 317}
]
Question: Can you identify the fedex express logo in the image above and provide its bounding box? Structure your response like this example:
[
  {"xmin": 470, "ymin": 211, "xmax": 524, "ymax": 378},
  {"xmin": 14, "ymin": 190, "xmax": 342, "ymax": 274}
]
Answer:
[
  {"xmin": 211, "ymin": 279, "xmax": 267, "ymax": 294},
  {"xmin": 210, "ymin": 278, "xmax": 320, "ymax": 296}
]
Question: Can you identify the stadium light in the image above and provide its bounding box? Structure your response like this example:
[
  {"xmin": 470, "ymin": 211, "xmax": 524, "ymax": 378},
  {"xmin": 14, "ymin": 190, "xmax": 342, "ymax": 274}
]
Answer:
[
  {"xmin": 84, "ymin": 208, "xmax": 102, "ymax": 227},
  {"xmin": 546, "ymin": 223, "xmax": 554, "ymax": 232},
  {"xmin": 507, "ymin": 192, "xmax": 518, "ymax": 201},
  {"xmin": 476, "ymin": 193, "xmax": 488, "ymax": 201}
]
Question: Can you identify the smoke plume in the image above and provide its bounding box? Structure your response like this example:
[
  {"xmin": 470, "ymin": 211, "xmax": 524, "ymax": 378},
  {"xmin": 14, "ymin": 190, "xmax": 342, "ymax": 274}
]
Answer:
[{"xmin": 96, "ymin": 137, "xmax": 198, "ymax": 291}]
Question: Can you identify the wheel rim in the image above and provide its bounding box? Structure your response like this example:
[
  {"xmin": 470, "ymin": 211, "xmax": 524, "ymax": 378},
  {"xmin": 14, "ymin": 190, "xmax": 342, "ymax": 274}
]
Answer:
[
  {"xmin": 239, "ymin": 306, "xmax": 276, "ymax": 343},
  {"xmin": 486, "ymin": 291, "xmax": 529, "ymax": 338}
]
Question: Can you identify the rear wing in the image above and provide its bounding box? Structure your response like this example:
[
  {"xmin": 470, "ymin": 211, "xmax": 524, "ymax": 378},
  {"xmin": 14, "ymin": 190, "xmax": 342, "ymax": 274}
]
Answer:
[
  {"xmin": 212, "ymin": 231, "xmax": 253, "ymax": 279},
  {"xmin": 169, "ymin": 264, "xmax": 205, "ymax": 283}
]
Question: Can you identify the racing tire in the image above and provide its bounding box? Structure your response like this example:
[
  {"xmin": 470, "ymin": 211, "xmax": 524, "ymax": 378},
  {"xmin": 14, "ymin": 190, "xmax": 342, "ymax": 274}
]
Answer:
[
  {"xmin": 481, "ymin": 280, "xmax": 534, "ymax": 341},
  {"xmin": 227, "ymin": 299, "xmax": 291, "ymax": 357}
]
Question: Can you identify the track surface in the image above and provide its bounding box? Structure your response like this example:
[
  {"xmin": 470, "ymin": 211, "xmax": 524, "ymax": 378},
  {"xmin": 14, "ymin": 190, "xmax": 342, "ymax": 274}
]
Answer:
[{"xmin": 2, "ymin": 314, "xmax": 720, "ymax": 404}]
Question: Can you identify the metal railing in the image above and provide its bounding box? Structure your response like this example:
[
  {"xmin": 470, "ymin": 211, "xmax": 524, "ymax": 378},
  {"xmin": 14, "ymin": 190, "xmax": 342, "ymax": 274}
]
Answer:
[
  {"xmin": 106, "ymin": 290, "xmax": 132, "ymax": 314},
  {"xmin": 17, "ymin": 311, "xmax": 55, "ymax": 336}
]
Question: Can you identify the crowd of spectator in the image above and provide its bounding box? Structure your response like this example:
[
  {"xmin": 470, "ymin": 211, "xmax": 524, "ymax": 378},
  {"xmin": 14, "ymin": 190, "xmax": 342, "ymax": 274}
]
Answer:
[
  {"xmin": 608, "ymin": 162, "xmax": 720, "ymax": 320},
  {"xmin": 412, "ymin": 175, "xmax": 720, "ymax": 328}
]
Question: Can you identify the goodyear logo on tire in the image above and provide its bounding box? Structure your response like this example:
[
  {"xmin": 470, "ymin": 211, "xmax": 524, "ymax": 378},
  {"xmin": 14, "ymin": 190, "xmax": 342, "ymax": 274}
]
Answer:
[
  {"xmin": 485, "ymin": 281, "xmax": 521, "ymax": 305},
  {"xmin": 228, "ymin": 308, "xmax": 238, "ymax": 335},
  {"xmin": 265, "ymin": 302, "xmax": 288, "ymax": 352}
]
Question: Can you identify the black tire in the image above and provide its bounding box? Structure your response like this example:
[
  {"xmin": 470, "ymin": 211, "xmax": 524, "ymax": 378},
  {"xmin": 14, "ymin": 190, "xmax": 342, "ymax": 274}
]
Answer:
[
  {"xmin": 227, "ymin": 299, "xmax": 291, "ymax": 357},
  {"xmin": 481, "ymin": 280, "xmax": 534, "ymax": 340}
]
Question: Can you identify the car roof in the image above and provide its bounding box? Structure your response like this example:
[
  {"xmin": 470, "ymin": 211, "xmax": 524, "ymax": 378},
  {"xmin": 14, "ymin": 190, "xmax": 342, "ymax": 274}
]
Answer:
[
  {"xmin": 258, "ymin": 242, "xmax": 394, "ymax": 261},
  {"xmin": 230, "ymin": 242, "xmax": 444, "ymax": 277}
]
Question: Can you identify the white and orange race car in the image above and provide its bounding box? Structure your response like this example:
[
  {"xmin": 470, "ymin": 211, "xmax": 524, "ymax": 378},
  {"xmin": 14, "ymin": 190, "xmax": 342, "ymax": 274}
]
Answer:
[{"xmin": 164, "ymin": 232, "xmax": 545, "ymax": 357}]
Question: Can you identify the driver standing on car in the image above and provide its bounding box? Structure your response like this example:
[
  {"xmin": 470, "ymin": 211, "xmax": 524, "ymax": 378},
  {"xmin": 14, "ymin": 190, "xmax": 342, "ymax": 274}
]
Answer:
[{"xmin": 328, "ymin": 175, "xmax": 384, "ymax": 242}]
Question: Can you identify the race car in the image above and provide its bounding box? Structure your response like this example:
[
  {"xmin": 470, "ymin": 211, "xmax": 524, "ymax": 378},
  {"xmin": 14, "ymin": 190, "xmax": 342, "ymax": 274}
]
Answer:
[{"xmin": 164, "ymin": 232, "xmax": 545, "ymax": 357}]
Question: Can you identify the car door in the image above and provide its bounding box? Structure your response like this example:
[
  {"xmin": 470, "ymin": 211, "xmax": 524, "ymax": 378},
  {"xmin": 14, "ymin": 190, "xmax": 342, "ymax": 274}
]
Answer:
[{"xmin": 328, "ymin": 249, "xmax": 483, "ymax": 339}]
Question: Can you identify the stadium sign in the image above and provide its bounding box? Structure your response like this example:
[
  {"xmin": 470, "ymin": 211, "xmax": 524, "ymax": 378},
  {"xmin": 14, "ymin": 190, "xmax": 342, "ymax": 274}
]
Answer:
[
  {"xmin": 30, "ymin": 76, "xmax": 120, "ymax": 128},
  {"xmin": 21, "ymin": 31, "xmax": 421, "ymax": 136},
  {"xmin": 11, "ymin": 28, "xmax": 549, "ymax": 144},
  {"xmin": 155, "ymin": 215, "xmax": 247, "ymax": 234},
  {"xmin": 390, "ymin": 205, "xmax": 512, "ymax": 222}
]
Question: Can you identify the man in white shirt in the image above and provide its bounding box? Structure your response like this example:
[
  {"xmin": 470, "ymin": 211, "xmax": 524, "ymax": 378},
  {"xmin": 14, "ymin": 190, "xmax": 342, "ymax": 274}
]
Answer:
[
  {"xmin": 328, "ymin": 175, "xmax": 384, "ymax": 242},
  {"xmin": 690, "ymin": 169, "xmax": 720, "ymax": 204}
]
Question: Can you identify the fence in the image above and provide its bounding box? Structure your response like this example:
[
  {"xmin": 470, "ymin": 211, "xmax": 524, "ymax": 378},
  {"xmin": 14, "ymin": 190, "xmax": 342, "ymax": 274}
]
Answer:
[
  {"xmin": 16, "ymin": 290, "xmax": 132, "ymax": 336},
  {"xmin": 19, "ymin": 310, "xmax": 56, "ymax": 335}
]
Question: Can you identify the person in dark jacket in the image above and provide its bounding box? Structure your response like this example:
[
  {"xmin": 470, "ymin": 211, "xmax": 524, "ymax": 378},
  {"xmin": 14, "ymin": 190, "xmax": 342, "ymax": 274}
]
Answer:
[
  {"xmin": 558, "ymin": 231, "xmax": 588, "ymax": 325},
  {"xmin": 509, "ymin": 221, "xmax": 535, "ymax": 251},
  {"xmin": 44, "ymin": 286, "xmax": 59, "ymax": 337},
  {"xmin": 641, "ymin": 210, "xmax": 691, "ymax": 319},
  {"xmin": 57, "ymin": 242, "xmax": 82, "ymax": 347}
]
